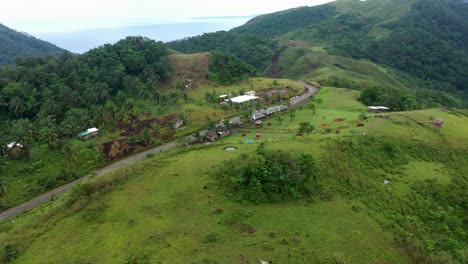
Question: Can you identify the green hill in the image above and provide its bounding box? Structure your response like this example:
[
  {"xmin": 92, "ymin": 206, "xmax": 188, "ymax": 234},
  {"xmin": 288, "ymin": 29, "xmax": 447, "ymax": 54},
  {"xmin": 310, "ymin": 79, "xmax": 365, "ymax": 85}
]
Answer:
[
  {"xmin": 1, "ymin": 86, "xmax": 467, "ymax": 263},
  {"xmin": 169, "ymin": 0, "xmax": 468, "ymax": 106},
  {"xmin": 0, "ymin": 24, "xmax": 65, "ymax": 66},
  {"xmin": 0, "ymin": 2, "xmax": 467, "ymax": 263},
  {"xmin": 233, "ymin": 0, "xmax": 468, "ymax": 95},
  {"xmin": 167, "ymin": 31, "xmax": 278, "ymax": 71}
]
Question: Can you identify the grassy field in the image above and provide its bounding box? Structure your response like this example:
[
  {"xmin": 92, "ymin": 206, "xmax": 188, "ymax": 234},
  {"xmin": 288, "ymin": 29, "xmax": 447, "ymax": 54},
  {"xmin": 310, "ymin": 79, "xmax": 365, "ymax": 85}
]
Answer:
[
  {"xmin": 269, "ymin": 41, "xmax": 408, "ymax": 90},
  {"xmin": 0, "ymin": 143, "xmax": 410, "ymax": 264},
  {"xmin": 1, "ymin": 86, "xmax": 467, "ymax": 263}
]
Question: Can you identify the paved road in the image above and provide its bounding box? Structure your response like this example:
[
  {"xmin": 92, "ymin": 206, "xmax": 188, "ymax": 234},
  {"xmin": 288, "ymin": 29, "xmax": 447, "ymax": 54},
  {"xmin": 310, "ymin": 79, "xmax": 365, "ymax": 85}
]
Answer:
[
  {"xmin": 291, "ymin": 81, "xmax": 320, "ymax": 106},
  {"xmin": 0, "ymin": 135, "xmax": 199, "ymax": 221},
  {"xmin": 0, "ymin": 81, "xmax": 319, "ymax": 221}
]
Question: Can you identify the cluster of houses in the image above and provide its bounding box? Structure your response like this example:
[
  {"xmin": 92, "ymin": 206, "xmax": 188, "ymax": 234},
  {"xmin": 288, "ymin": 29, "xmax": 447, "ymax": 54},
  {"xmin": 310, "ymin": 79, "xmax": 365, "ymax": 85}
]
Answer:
[{"xmin": 201, "ymin": 104, "xmax": 289, "ymax": 142}]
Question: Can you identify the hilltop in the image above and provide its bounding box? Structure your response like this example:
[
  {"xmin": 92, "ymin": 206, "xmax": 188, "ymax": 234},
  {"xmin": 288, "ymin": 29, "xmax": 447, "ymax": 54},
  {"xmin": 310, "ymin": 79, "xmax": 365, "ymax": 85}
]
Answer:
[{"xmin": 0, "ymin": 24, "xmax": 64, "ymax": 66}]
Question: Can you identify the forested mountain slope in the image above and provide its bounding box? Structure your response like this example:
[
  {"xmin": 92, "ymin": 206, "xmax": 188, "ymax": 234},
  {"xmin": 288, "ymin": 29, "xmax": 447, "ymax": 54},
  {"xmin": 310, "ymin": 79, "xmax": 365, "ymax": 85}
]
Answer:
[
  {"xmin": 167, "ymin": 31, "xmax": 278, "ymax": 71},
  {"xmin": 233, "ymin": 0, "xmax": 468, "ymax": 93},
  {"xmin": 0, "ymin": 23, "xmax": 64, "ymax": 66}
]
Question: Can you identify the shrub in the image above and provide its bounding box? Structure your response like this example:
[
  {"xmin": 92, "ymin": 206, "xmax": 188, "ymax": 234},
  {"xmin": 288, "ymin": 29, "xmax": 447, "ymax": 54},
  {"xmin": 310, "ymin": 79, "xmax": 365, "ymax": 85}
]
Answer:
[
  {"xmin": 215, "ymin": 143, "xmax": 319, "ymax": 203},
  {"xmin": 4, "ymin": 243, "xmax": 19, "ymax": 262},
  {"xmin": 202, "ymin": 232, "xmax": 220, "ymax": 244}
]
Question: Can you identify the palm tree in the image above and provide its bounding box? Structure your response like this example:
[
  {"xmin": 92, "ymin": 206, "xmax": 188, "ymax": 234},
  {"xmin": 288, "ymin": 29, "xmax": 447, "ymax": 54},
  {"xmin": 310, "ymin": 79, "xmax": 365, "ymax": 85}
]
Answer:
[
  {"xmin": 84, "ymin": 87, "xmax": 99, "ymax": 105},
  {"xmin": 41, "ymin": 98, "xmax": 61, "ymax": 116},
  {"xmin": 8, "ymin": 96, "xmax": 27, "ymax": 117},
  {"xmin": 39, "ymin": 116, "xmax": 58, "ymax": 150},
  {"xmin": 11, "ymin": 119, "xmax": 34, "ymax": 155}
]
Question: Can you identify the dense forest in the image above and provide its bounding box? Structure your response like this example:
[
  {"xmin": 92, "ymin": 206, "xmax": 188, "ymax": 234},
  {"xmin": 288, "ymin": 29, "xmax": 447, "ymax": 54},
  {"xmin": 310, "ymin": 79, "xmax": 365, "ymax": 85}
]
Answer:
[
  {"xmin": 0, "ymin": 36, "xmax": 171, "ymax": 154},
  {"xmin": 207, "ymin": 51, "xmax": 256, "ymax": 85},
  {"xmin": 0, "ymin": 23, "xmax": 64, "ymax": 66},
  {"xmin": 167, "ymin": 31, "xmax": 279, "ymax": 72}
]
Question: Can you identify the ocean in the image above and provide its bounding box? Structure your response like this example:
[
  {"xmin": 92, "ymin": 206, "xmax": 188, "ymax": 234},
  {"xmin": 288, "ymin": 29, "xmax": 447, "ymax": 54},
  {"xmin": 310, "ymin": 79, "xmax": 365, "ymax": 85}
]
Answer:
[{"xmin": 34, "ymin": 18, "xmax": 251, "ymax": 53}]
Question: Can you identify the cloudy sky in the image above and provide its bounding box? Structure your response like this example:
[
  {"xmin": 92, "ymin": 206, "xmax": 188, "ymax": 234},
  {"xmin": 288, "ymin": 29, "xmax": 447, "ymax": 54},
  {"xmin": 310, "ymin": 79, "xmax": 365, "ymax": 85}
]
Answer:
[{"xmin": 1, "ymin": 0, "xmax": 334, "ymax": 33}]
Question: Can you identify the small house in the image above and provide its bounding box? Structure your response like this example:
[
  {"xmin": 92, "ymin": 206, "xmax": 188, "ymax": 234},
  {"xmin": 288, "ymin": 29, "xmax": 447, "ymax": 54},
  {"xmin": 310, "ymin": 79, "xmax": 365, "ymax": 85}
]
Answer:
[
  {"xmin": 368, "ymin": 106, "xmax": 390, "ymax": 113},
  {"xmin": 229, "ymin": 117, "xmax": 243, "ymax": 127},
  {"xmin": 173, "ymin": 118, "xmax": 184, "ymax": 129},
  {"xmin": 245, "ymin": 91, "xmax": 256, "ymax": 97},
  {"xmin": 252, "ymin": 112, "xmax": 266, "ymax": 121},
  {"xmin": 7, "ymin": 142, "xmax": 27, "ymax": 159},
  {"xmin": 203, "ymin": 130, "xmax": 218, "ymax": 142},
  {"xmin": 278, "ymin": 105, "xmax": 288, "ymax": 112},
  {"xmin": 230, "ymin": 95, "xmax": 259, "ymax": 104},
  {"xmin": 78, "ymin": 127, "xmax": 99, "ymax": 140},
  {"xmin": 266, "ymin": 106, "xmax": 279, "ymax": 116}
]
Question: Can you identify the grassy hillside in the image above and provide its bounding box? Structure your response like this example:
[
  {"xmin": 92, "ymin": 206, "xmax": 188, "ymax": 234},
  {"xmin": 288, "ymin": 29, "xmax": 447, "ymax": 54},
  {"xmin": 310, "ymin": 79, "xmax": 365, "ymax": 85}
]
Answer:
[
  {"xmin": 0, "ymin": 48, "xmax": 303, "ymax": 211},
  {"xmin": 1, "ymin": 87, "xmax": 466, "ymax": 263},
  {"xmin": 270, "ymin": 41, "xmax": 405, "ymax": 89},
  {"xmin": 234, "ymin": 0, "xmax": 468, "ymax": 97},
  {"xmin": 0, "ymin": 24, "xmax": 64, "ymax": 66}
]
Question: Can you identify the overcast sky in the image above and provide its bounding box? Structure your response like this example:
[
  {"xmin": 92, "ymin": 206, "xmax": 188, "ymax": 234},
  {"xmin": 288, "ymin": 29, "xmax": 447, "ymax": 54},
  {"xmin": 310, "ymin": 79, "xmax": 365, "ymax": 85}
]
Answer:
[{"xmin": 1, "ymin": 0, "xmax": 334, "ymax": 33}]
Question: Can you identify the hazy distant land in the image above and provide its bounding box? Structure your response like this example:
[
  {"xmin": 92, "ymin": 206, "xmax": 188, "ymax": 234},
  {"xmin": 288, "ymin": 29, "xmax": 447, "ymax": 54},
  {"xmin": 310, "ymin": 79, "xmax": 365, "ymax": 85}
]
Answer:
[{"xmin": 36, "ymin": 18, "xmax": 251, "ymax": 53}]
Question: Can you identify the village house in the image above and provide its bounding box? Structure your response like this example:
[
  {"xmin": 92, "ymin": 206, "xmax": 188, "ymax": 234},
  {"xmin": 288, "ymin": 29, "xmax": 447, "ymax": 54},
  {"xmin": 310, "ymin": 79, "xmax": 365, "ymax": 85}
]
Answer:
[
  {"xmin": 6, "ymin": 142, "xmax": 27, "ymax": 159},
  {"xmin": 253, "ymin": 105, "xmax": 288, "ymax": 119},
  {"xmin": 202, "ymin": 130, "xmax": 218, "ymax": 142},
  {"xmin": 173, "ymin": 118, "xmax": 184, "ymax": 129},
  {"xmin": 78, "ymin": 127, "xmax": 99, "ymax": 140},
  {"xmin": 368, "ymin": 106, "xmax": 390, "ymax": 113},
  {"xmin": 229, "ymin": 116, "xmax": 243, "ymax": 127},
  {"xmin": 252, "ymin": 112, "xmax": 266, "ymax": 121}
]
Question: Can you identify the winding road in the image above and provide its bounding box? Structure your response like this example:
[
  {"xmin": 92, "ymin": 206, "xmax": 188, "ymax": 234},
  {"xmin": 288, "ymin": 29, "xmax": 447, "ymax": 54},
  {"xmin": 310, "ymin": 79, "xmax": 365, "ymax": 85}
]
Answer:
[{"xmin": 0, "ymin": 81, "xmax": 319, "ymax": 221}]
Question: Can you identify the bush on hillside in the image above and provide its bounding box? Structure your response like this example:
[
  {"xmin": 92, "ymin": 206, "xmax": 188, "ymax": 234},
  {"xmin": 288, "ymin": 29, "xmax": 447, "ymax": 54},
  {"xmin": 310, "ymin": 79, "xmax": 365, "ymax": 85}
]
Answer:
[
  {"xmin": 215, "ymin": 143, "xmax": 319, "ymax": 203},
  {"xmin": 208, "ymin": 51, "xmax": 256, "ymax": 85}
]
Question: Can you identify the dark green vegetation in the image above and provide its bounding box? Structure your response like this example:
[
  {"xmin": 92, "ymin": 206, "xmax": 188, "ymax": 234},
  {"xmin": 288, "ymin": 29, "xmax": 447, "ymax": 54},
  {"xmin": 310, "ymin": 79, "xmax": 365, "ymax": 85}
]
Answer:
[
  {"xmin": 207, "ymin": 51, "xmax": 256, "ymax": 85},
  {"xmin": 0, "ymin": 36, "xmax": 170, "ymax": 123},
  {"xmin": 0, "ymin": 36, "xmax": 175, "ymax": 209},
  {"xmin": 0, "ymin": 23, "xmax": 64, "ymax": 66},
  {"xmin": 216, "ymin": 143, "xmax": 319, "ymax": 203},
  {"xmin": 167, "ymin": 31, "xmax": 279, "ymax": 71}
]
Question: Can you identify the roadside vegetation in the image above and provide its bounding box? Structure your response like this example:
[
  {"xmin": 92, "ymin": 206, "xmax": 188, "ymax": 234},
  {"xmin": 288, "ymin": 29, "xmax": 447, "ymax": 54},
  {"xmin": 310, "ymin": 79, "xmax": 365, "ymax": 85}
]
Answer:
[{"xmin": 0, "ymin": 86, "xmax": 466, "ymax": 263}]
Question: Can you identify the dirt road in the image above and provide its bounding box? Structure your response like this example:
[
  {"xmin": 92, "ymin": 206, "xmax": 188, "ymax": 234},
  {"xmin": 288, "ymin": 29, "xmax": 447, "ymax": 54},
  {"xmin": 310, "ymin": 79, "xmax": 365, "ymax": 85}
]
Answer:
[{"xmin": 0, "ymin": 81, "xmax": 319, "ymax": 221}]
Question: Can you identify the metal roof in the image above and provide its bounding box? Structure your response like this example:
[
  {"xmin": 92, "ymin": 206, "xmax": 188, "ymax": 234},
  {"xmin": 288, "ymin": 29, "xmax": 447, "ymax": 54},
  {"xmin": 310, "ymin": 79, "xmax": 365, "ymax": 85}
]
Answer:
[
  {"xmin": 79, "ymin": 128, "xmax": 99, "ymax": 137},
  {"xmin": 252, "ymin": 112, "xmax": 266, "ymax": 120},
  {"xmin": 230, "ymin": 95, "xmax": 259, "ymax": 103},
  {"xmin": 7, "ymin": 142, "xmax": 23, "ymax": 149}
]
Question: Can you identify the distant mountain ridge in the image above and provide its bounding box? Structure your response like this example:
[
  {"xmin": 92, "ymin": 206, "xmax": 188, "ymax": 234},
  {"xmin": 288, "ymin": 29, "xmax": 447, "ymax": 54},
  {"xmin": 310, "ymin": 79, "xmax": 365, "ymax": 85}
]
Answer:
[
  {"xmin": 232, "ymin": 0, "xmax": 468, "ymax": 93},
  {"xmin": 0, "ymin": 23, "xmax": 65, "ymax": 66}
]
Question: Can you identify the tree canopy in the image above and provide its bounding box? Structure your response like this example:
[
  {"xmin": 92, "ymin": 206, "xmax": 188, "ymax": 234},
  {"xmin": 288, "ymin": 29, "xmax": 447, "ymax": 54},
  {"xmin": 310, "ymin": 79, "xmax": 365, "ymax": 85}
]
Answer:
[
  {"xmin": 0, "ymin": 36, "xmax": 171, "ymax": 146},
  {"xmin": 0, "ymin": 23, "xmax": 64, "ymax": 66}
]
